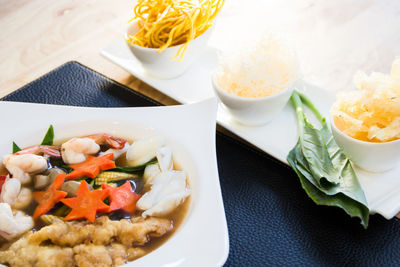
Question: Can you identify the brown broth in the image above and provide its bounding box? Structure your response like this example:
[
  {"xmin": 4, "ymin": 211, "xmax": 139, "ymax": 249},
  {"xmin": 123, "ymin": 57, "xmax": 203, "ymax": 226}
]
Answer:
[
  {"xmin": 0, "ymin": 164, "xmax": 7, "ymax": 175},
  {"xmin": 134, "ymin": 161, "xmax": 191, "ymax": 258},
  {"xmin": 1, "ymin": 136, "xmax": 192, "ymax": 263},
  {"xmin": 136, "ymin": 195, "xmax": 191, "ymax": 258}
]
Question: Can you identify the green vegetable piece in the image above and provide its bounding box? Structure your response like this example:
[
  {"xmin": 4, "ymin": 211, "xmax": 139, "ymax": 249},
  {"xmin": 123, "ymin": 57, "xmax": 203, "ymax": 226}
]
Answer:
[
  {"xmin": 40, "ymin": 214, "xmax": 62, "ymax": 225},
  {"xmin": 111, "ymin": 160, "xmax": 157, "ymax": 173},
  {"xmin": 287, "ymin": 91, "xmax": 369, "ymax": 228},
  {"xmin": 49, "ymin": 158, "xmax": 72, "ymax": 173},
  {"xmin": 12, "ymin": 142, "xmax": 21, "ymax": 153},
  {"xmin": 41, "ymin": 125, "xmax": 54, "ymax": 146},
  {"xmin": 53, "ymin": 204, "xmax": 71, "ymax": 217}
]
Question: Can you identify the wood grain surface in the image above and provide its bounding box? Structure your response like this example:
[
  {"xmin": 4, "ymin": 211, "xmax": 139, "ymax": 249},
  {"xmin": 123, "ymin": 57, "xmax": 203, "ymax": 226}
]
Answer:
[
  {"xmin": 0, "ymin": 0, "xmax": 178, "ymax": 105},
  {"xmin": 2, "ymin": 0, "xmax": 400, "ymax": 100}
]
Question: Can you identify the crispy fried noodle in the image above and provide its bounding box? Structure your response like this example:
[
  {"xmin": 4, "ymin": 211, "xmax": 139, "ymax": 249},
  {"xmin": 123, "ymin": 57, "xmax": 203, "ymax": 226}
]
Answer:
[{"xmin": 126, "ymin": 0, "xmax": 224, "ymax": 61}]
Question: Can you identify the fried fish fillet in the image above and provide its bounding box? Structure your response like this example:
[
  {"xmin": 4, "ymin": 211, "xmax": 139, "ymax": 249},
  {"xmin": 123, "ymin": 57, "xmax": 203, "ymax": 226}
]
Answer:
[{"xmin": 0, "ymin": 216, "xmax": 171, "ymax": 267}]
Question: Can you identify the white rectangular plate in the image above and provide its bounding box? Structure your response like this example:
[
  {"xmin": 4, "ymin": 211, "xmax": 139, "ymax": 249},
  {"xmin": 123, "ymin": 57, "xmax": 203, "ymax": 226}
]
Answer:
[{"xmin": 102, "ymin": 39, "xmax": 400, "ymax": 220}]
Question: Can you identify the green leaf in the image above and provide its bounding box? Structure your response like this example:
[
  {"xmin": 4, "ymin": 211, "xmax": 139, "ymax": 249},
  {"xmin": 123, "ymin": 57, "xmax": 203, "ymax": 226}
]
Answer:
[
  {"xmin": 320, "ymin": 121, "xmax": 368, "ymax": 206},
  {"xmin": 111, "ymin": 160, "xmax": 157, "ymax": 173},
  {"xmin": 49, "ymin": 158, "xmax": 73, "ymax": 173},
  {"xmin": 53, "ymin": 204, "xmax": 71, "ymax": 217},
  {"xmin": 300, "ymin": 120, "xmax": 339, "ymax": 186},
  {"xmin": 12, "ymin": 142, "xmax": 21, "ymax": 153},
  {"xmin": 288, "ymin": 91, "xmax": 369, "ymax": 228},
  {"xmin": 41, "ymin": 125, "xmax": 54, "ymax": 146},
  {"xmin": 60, "ymin": 165, "xmax": 73, "ymax": 173},
  {"xmin": 288, "ymin": 141, "xmax": 369, "ymax": 228}
]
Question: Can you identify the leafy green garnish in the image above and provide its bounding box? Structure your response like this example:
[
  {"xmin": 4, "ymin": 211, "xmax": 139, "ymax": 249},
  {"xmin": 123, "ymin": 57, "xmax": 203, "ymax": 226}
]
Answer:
[
  {"xmin": 61, "ymin": 165, "xmax": 73, "ymax": 173},
  {"xmin": 41, "ymin": 125, "xmax": 54, "ymax": 146},
  {"xmin": 287, "ymin": 91, "xmax": 369, "ymax": 228},
  {"xmin": 53, "ymin": 204, "xmax": 71, "ymax": 217},
  {"xmin": 49, "ymin": 158, "xmax": 72, "ymax": 173},
  {"xmin": 11, "ymin": 125, "xmax": 54, "ymax": 154},
  {"xmin": 12, "ymin": 142, "xmax": 21, "ymax": 153},
  {"xmin": 111, "ymin": 160, "xmax": 157, "ymax": 173}
]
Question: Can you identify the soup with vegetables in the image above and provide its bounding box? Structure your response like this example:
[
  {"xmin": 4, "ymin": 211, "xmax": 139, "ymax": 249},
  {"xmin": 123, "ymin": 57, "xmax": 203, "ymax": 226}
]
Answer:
[{"xmin": 0, "ymin": 125, "xmax": 191, "ymax": 267}]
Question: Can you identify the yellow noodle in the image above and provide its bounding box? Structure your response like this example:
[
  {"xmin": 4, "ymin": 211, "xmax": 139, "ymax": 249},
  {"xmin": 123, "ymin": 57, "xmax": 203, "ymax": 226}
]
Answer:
[{"xmin": 127, "ymin": 0, "xmax": 224, "ymax": 61}]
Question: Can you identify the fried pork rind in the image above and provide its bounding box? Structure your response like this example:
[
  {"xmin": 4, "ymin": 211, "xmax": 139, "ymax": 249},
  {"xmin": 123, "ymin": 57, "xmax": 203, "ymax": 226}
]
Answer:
[{"xmin": 331, "ymin": 59, "xmax": 400, "ymax": 142}]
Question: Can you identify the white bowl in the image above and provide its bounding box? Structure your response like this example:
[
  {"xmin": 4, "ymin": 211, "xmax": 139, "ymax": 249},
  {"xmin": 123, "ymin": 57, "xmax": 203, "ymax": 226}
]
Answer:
[
  {"xmin": 211, "ymin": 73, "xmax": 295, "ymax": 126},
  {"xmin": 125, "ymin": 19, "xmax": 211, "ymax": 79},
  {"xmin": 331, "ymin": 119, "xmax": 400, "ymax": 173},
  {"xmin": 0, "ymin": 99, "xmax": 229, "ymax": 267}
]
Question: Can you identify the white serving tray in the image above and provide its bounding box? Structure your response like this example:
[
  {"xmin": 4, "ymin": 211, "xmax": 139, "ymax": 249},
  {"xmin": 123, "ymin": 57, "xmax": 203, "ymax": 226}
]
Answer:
[{"xmin": 101, "ymin": 38, "xmax": 400, "ymax": 220}]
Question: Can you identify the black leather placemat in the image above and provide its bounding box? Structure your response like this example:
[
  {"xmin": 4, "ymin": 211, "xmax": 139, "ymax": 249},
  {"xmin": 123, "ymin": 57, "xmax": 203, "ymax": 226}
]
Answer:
[{"xmin": 3, "ymin": 61, "xmax": 400, "ymax": 266}]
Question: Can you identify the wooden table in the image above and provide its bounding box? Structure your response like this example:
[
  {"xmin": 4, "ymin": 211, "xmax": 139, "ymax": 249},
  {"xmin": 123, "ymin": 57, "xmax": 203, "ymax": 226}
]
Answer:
[
  {"xmin": 0, "ymin": 0, "xmax": 178, "ymax": 105},
  {"xmin": 2, "ymin": 0, "xmax": 400, "ymax": 100},
  {"xmin": 2, "ymin": 0, "xmax": 399, "ymax": 131},
  {"xmin": 1, "ymin": 0, "xmax": 400, "ymax": 216}
]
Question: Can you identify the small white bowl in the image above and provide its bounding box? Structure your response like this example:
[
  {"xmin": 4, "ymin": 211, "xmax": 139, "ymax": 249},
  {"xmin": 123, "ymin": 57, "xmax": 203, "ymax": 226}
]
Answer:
[
  {"xmin": 331, "ymin": 119, "xmax": 400, "ymax": 173},
  {"xmin": 125, "ymin": 19, "xmax": 211, "ymax": 79},
  {"xmin": 211, "ymin": 74, "xmax": 295, "ymax": 126}
]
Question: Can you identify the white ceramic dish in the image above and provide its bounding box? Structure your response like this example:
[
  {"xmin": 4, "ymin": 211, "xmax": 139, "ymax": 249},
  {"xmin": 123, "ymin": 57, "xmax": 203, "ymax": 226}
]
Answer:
[
  {"xmin": 0, "ymin": 99, "xmax": 229, "ymax": 267},
  {"xmin": 211, "ymin": 73, "xmax": 295, "ymax": 126},
  {"xmin": 102, "ymin": 39, "xmax": 400, "ymax": 220},
  {"xmin": 125, "ymin": 19, "xmax": 212, "ymax": 79},
  {"xmin": 331, "ymin": 120, "xmax": 400, "ymax": 173}
]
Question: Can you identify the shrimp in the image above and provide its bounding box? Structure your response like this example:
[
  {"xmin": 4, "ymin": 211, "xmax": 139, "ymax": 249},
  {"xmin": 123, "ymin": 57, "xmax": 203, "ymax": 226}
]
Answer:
[
  {"xmin": 61, "ymin": 134, "xmax": 127, "ymax": 164},
  {"xmin": 3, "ymin": 154, "xmax": 48, "ymax": 184},
  {"xmin": 15, "ymin": 145, "xmax": 61, "ymax": 158},
  {"xmin": 61, "ymin": 138, "xmax": 100, "ymax": 164},
  {"xmin": 0, "ymin": 178, "xmax": 21, "ymax": 205},
  {"xmin": 99, "ymin": 142, "xmax": 130, "ymax": 161},
  {"xmin": 0, "ymin": 203, "xmax": 33, "ymax": 241},
  {"xmin": 84, "ymin": 134, "xmax": 126, "ymax": 149},
  {"xmin": 11, "ymin": 187, "xmax": 32, "ymax": 210}
]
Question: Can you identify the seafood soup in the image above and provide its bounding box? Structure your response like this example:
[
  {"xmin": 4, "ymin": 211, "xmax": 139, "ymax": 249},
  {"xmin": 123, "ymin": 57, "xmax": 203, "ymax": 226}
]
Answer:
[{"xmin": 0, "ymin": 125, "xmax": 191, "ymax": 267}]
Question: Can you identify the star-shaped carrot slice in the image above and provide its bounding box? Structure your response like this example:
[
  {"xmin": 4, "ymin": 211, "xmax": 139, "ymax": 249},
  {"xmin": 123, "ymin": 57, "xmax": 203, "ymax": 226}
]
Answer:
[
  {"xmin": 65, "ymin": 153, "xmax": 116, "ymax": 180},
  {"xmin": 61, "ymin": 180, "xmax": 110, "ymax": 223},
  {"xmin": 33, "ymin": 173, "xmax": 68, "ymax": 219},
  {"xmin": 102, "ymin": 182, "xmax": 141, "ymax": 214}
]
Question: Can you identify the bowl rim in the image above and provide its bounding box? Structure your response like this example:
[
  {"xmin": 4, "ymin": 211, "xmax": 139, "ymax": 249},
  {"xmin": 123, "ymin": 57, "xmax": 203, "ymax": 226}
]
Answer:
[
  {"xmin": 125, "ymin": 18, "xmax": 212, "ymax": 52},
  {"xmin": 330, "ymin": 115, "xmax": 400, "ymax": 146},
  {"xmin": 211, "ymin": 71, "xmax": 299, "ymax": 103},
  {"xmin": 211, "ymin": 72, "xmax": 296, "ymax": 102}
]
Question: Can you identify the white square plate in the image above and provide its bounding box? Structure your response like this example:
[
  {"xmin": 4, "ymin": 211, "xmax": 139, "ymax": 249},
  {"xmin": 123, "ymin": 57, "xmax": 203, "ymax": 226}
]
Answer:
[
  {"xmin": 0, "ymin": 99, "xmax": 229, "ymax": 267},
  {"xmin": 102, "ymin": 38, "xmax": 400, "ymax": 220}
]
